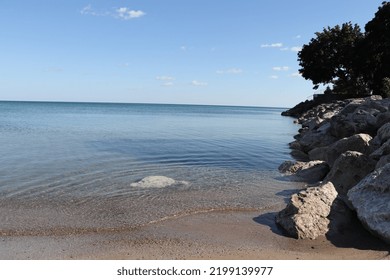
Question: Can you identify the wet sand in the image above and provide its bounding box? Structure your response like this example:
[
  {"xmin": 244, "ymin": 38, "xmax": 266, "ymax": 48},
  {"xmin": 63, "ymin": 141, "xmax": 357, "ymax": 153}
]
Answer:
[{"xmin": 1, "ymin": 206, "xmax": 389, "ymax": 260}]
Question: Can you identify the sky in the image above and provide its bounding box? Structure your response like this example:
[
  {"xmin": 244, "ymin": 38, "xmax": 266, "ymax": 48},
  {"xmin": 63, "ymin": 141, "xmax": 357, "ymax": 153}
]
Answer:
[{"xmin": 0, "ymin": 0, "xmax": 385, "ymax": 107}]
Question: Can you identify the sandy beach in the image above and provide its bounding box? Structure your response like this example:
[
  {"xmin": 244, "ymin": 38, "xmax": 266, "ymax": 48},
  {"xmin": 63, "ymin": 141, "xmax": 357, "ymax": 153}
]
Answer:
[{"xmin": 1, "ymin": 205, "xmax": 389, "ymax": 260}]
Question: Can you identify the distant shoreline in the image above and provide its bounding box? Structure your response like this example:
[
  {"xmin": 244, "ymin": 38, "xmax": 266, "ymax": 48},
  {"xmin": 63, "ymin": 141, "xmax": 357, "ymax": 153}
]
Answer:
[{"xmin": 0, "ymin": 99, "xmax": 289, "ymax": 110}]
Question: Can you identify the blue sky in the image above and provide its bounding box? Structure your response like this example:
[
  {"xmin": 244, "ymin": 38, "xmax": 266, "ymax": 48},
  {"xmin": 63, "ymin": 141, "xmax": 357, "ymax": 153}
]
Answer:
[{"xmin": 0, "ymin": 0, "xmax": 384, "ymax": 107}]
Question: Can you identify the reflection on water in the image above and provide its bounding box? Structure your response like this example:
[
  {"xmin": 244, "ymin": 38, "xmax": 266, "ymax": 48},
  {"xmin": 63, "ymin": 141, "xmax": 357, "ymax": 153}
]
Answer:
[{"xmin": 0, "ymin": 101, "xmax": 301, "ymax": 233}]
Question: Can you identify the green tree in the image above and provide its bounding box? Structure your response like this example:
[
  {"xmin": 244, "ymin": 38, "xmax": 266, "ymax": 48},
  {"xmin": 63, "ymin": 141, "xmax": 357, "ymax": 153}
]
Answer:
[
  {"xmin": 298, "ymin": 23, "xmax": 364, "ymax": 92},
  {"xmin": 358, "ymin": 2, "xmax": 390, "ymax": 96}
]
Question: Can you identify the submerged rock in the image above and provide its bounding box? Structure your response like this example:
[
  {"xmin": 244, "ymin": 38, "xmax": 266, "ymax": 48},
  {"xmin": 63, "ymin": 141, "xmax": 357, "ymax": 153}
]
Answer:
[
  {"xmin": 348, "ymin": 163, "xmax": 390, "ymax": 244},
  {"xmin": 130, "ymin": 176, "xmax": 188, "ymax": 188},
  {"xmin": 276, "ymin": 182, "xmax": 337, "ymax": 239}
]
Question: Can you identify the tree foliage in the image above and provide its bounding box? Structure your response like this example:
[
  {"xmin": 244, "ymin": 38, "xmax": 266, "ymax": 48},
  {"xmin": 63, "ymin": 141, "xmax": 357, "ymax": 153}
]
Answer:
[
  {"xmin": 298, "ymin": 1, "xmax": 390, "ymax": 97},
  {"xmin": 359, "ymin": 1, "xmax": 390, "ymax": 95},
  {"xmin": 298, "ymin": 23, "xmax": 363, "ymax": 90}
]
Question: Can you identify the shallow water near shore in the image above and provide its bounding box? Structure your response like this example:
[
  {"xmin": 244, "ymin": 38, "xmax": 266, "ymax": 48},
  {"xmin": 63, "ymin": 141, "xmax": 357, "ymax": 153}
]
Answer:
[{"xmin": 0, "ymin": 101, "xmax": 302, "ymax": 235}]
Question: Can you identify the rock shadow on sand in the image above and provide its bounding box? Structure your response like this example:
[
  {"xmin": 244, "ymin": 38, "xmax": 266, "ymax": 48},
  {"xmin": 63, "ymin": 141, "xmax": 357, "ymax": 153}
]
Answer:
[
  {"xmin": 253, "ymin": 208, "xmax": 390, "ymax": 254},
  {"xmin": 326, "ymin": 209, "xmax": 390, "ymax": 253},
  {"xmin": 252, "ymin": 212, "xmax": 287, "ymax": 237}
]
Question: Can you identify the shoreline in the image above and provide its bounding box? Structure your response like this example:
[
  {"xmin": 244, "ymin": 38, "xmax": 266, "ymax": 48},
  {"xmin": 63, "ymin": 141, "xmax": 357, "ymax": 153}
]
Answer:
[
  {"xmin": 1, "ymin": 206, "xmax": 389, "ymax": 260},
  {"xmin": 1, "ymin": 98, "xmax": 390, "ymax": 259}
]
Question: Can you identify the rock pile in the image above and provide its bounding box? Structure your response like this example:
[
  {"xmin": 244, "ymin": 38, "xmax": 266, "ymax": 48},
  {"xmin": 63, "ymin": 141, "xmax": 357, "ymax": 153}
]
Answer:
[{"xmin": 277, "ymin": 96, "xmax": 390, "ymax": 243}]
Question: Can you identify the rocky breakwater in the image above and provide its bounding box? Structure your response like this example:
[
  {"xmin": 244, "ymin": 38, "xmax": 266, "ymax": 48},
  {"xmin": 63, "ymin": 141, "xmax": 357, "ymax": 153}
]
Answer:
[{"xmin": 277, "ymin": 96, "xmax": 390, "ymax": 243}]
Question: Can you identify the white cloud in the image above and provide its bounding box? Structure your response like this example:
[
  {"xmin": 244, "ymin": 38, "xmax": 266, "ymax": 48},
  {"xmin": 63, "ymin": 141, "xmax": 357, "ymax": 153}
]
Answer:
[
  {"xmin": 180, "ymin": 46, "xmax": 187, "ymax": 51},
  {"xmin": 156, "ymin": 76, "xmax": 175, "ymax": 81},
  {"xmin": 289, "ymin": 72, "xmax": 302, "ymax": 78},
  {"xmin": 80, "ymin": 5, "xmax": 145, "ymax": 20},
  {"xmin": 272, "ymin": 66, "xmax": 289, "ymax": 71},
  {"xmin": 295, "ymin": 35, "xmax": 302, "ymax": 39},
  {"xmin": 80, "ymin": 5, "xmax": 92, "ymax": 15},
  {"xmin": 291, "ymin": 46, "xmax": 302, "ymax": 52},
  {"xmin": 116, "ymin": 7, "xmax": 145, "ymax": 20},
  {"xmin": 270, "ymin": 75, "xmax": 279, "ymax": 79},
  {"xmin": 261, "ymin": 43, "xmax": 283, "ymax": 48},
  {"xmin": 216, "ymin": 68, "xmax": 243, "ymax": 74},
  {"xmin": 191, "ymin": 80, "xmax": 208, "ymax": 87},
  {"xmin": 280, "ymin": 47, "xmax": 289, "ymax": 51},
  {"xmin": 79, "ymin": 4, "xmax": 108, "ymax": 17}
]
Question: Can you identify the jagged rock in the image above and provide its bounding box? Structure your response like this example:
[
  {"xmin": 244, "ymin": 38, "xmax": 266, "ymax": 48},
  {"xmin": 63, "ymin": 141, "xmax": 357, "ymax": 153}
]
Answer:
[
  {"xmin": 290, "ymin": 149, "xmax": 309, "ymax": 161},
  {"xmin": 298, "ymin": 129, "xmax": 337, "ymax": 152},
  {"xmin": 317, "ymin": 121, "xmax": 331, "ymax": 134},
  {"xmin": 289, "ymin": 140, "xmax": 302, "ymax": 151},
  {"xmin": 377, "ymin": 123, "xmax": 390, "ymax": 144},
  {"xmin": 325, "ymin": 133, "xmax": 372, "ymax": 166},
  {"xmin": 308, "ymin": 146, "xmax": 328, "ymax": 161},
  {"xmin": 308, "ymin": 133, "xmax": 372, "ymax": 165},
  {"xmin": 278, "ymin": 160, "xmax": 329, "ymax": 183},
  {"xmin": 276, "ymin": 182, "xmax": 337, "ymax": 239},
  {"xmin": 324, "ymin": 151, "xmax": 376, "ymax": 197},
  {"xmin": 376, "ymin": 154, "xmax": 390, "ymax": 169},
  {"xmin": 350, "ymin": 108, "xmax": 378, "ymax": 136},
  {"xmin": 348, "ymin": 163, "xmax": 390, "ymax": 244},
  {"xmin": 329, "ymin": 115, "xmax": 357, "ymax": 139},
  {"xmin": 339, "ymin": 100, "xmax": 365, "ymax": 115},
  {"xmin": 282, "ymin": 96, "xmax": 390, "ymax": 244},
  {"xmin": 376, "ymin": 111, "xmax": 390, "ymax": 128},
  {"xmin": 302, "ymin": 117, "xmax": 323, "ymax": 130},
  {"xmin": 370, "ymin": 138, "xmax": 390, "ymax": 160}
]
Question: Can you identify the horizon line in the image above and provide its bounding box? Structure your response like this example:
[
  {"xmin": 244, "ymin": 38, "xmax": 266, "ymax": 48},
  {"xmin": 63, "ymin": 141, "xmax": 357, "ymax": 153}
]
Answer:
[{"xmin": 0, "ymin": 99, "xmax": 290, "ymax": 110}]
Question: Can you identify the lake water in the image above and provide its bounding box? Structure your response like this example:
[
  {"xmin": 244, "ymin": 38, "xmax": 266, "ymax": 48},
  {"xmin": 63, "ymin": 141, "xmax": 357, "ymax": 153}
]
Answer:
[{"xmin": 0, "ymin": 101, "xmax": 301, "ymax": 234}]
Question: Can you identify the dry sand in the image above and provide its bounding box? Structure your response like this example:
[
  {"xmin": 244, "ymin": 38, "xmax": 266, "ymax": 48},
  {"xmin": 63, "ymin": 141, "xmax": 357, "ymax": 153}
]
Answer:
[{"xmin": 1, "ymin": 206, "xmax": 389, "ymax": 260}]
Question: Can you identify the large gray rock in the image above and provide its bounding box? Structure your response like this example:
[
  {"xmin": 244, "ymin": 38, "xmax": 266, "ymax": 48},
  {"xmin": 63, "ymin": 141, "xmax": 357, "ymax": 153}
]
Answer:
[
  {"xmin": 351, "ymin": 108, "xmax": 378, "ymax": 131},
  {"xmin": 276, "ymin": 182, "xmax": 338, "ymax": 239},
  {"xmin": 377, "ymin": 123, "xmax": 390, "ymax": 144},
  {"xmin": 339, "ymin": 100, "xmax": 365, "ymax": 115},
  {"xmin": 376, "ymin": 111, "xmax": 390, "ymax": 128},
  {"xmin": 370, "ymin": 138, "xmax": 390, "ymax": 160},
  {"xmin": 309, "ymin": 133, "xmax": 372, "ymax": 165},
  {"xmin": 325, "ymin": 133, "xmax": 372, "ymax": 166},
  {"xmin": 376, "ymin": 154, "xmax": 390, "ymax": 169},
  {"xmin": 290, "ymin": 149, "xmax": 309, "ymax": 161},
  {"xmin": 298, "ymin": 129, "xmax": 337, "ymax": 152},
  {"xmin": 329, "ymin": 115, "xmax": 357, "ymax": 139},
  {"xmin": 308, "ymin": 146, "xmax": 328, "ymax": 161},
  {"xmin": 348, "ymin": 163, "xmax": 390, "ymax": 244},
  {"xmin": 324, "ymin": 151, "xmax": 376, "ymax": 197},
  {"xmin": 278, "ymin": 160, "xmax": 329, "ymax": 183}
]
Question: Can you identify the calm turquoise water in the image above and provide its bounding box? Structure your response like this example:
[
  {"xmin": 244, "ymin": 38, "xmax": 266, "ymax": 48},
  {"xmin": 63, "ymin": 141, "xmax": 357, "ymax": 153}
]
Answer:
[{"xmin": 0, "ymin": 101, "xmax": 300, "ymax": 233}]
